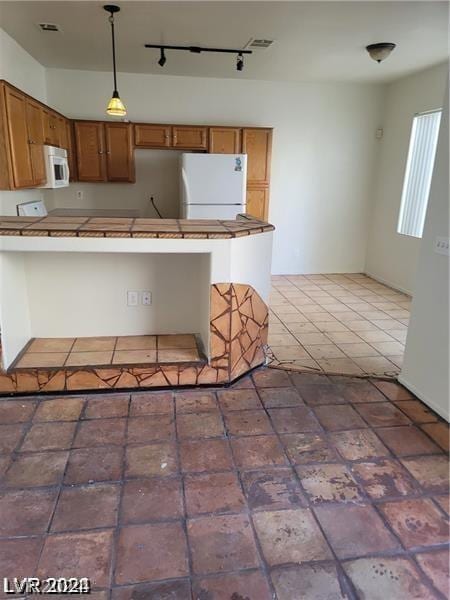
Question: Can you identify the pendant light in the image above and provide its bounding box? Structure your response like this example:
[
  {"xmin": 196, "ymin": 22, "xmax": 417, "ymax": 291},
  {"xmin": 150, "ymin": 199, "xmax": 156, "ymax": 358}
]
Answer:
[
  {"xmin": 104, "ymin": 4, "xmax": 126, "ymax": 116},
  {"xmin": 366, "ymin": 43, "xmax": 396, "ymax": 63}
]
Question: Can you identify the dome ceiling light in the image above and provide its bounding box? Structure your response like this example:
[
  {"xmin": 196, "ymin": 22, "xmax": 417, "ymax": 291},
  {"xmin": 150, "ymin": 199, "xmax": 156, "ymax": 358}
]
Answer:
[{"xmin": 366, "ymin": 42, "xmax": 397, "ymax": 63}]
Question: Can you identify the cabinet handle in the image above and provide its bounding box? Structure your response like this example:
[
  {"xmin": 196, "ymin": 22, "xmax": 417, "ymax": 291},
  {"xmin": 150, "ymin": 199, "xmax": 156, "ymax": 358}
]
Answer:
[{"xmin": 98, "ymin": 150, "xmax": 103, "ymax": 154}]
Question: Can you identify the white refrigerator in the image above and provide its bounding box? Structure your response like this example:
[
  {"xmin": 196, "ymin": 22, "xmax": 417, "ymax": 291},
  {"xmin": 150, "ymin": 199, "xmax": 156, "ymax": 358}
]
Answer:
[{"xmin": 180, "ymin": 153, "xmax": 247, "ymax": 219}]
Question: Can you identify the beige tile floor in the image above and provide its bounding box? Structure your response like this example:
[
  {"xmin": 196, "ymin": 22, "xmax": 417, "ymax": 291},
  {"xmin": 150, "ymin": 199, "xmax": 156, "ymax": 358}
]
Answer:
[
  {"xmin": 15, "ymin": 334, "xmax": 201, "ymax": 369},
  {"xmin": 268, "ymin": 273, "xmax": 411, "ymax": 377}
]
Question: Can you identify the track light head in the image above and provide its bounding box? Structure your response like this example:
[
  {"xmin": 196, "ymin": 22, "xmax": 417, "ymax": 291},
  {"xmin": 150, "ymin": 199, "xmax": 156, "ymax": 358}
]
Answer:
[
  {"xmin": 236, "ymin": 52, "xmax": 244, "ymax": 72},
  {"xmin": 158, "ymin": 47, "xmax": 167, "ymax": 67}
]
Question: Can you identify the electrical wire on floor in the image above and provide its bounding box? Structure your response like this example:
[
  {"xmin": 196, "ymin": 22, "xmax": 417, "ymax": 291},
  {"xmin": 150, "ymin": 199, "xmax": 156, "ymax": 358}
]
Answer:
[{"xmin": 149, "ymin": 196, "xmax": 163, "ymax": 218}]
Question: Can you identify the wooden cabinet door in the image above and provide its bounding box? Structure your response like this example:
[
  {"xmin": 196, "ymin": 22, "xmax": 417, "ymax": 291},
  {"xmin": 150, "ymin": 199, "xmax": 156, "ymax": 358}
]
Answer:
[
  {"xmin": 172, "ymin": 126, "xmax": 208, "ymax": 150},
  {"xmin": 65, "ymin": 121, "xmax": 77, "ymax": 181},
  {"xmin": 43, "ymin": 109, "xmax": 60, "ymax": 146},
  {"xmin": 242, "ymin": 128, "xmax": 272, "ymax": 185},
  {"xmin": 74, "ymin": 121, "xmax": 106, "ymax": 182},
  {"xmin": 105, "ymin": 123, "xmax": 135, "ymax": 182},
  {"xmin": 246, "ymin": 187, "xmax": 268, "ymax": 221},
  {"xmin": 209, "ymin": 127, "xmax": 241, "ymax": 154},
  {"xmin": 4, "ymin": 87, "xmax": 34, "ymax": 188},
  {"xmin": 134, "ymin": 124, "xmax": 171, "ymax": 148},
  {"xmin": 57, "ymin": 117, "xmax": 69, "ymax": 149},
  {"xmin": 25, "ymin": 99, "xmax": 46, "ymax": 185}
]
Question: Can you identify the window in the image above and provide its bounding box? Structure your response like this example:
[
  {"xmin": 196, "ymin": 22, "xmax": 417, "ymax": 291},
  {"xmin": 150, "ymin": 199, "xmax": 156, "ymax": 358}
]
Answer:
[{"xmin": 397, "ymin": 109, "xmax": 442, "ymax": 238}]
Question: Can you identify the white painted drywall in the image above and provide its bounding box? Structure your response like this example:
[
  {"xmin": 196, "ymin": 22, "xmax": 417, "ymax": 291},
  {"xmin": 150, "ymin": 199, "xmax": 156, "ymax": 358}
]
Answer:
[
  {"xmin": 0, "ymin": 28, "xmax": 46, "ymax": 215},
  {"xmin": 365, "ymin": 62, "xmax": 447, "ymax": 294},
  {"xmin": 44, "ymin": 67, "xmax": 383, "ymax": 274},
  {"xmin": 399, "ymin": 84, "xmax": 449, "ymax": 421}
]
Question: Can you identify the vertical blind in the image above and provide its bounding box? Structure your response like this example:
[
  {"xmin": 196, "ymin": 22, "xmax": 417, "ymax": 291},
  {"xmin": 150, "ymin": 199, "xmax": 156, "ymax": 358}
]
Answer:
[{"xmin": 397, "ymin": 109, "xmax": 442, "ymax": 238}]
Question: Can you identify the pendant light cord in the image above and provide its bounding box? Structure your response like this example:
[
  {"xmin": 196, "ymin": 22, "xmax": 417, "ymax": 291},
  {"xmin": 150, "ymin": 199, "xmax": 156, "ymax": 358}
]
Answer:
[{"xmin": 109, "ymin": 14, "xmax": 118, "ymax": 92}]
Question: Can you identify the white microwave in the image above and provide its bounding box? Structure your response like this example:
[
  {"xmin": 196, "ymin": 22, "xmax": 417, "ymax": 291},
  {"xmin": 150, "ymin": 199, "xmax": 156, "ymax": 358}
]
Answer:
[{"xmin": 39, "ymin": 145, "xmax": 70, "ymax": 188}]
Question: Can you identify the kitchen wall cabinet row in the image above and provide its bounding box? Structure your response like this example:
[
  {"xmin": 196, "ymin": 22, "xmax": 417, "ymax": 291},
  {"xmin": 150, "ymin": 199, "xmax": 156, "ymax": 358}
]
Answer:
[{"xmin": 0, "ymin": 80, "xmax": 272, "ymax": 220}]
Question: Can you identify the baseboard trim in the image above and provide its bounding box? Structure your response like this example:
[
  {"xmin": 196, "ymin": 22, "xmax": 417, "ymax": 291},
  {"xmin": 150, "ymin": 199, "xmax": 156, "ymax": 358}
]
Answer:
[
  {"xmin": 364, "ymin": 271, "xmax": 413, "ymax": 297},
  {"xmin": 397, "ymin": 374, "xmax": 449, "ymax": 422}
]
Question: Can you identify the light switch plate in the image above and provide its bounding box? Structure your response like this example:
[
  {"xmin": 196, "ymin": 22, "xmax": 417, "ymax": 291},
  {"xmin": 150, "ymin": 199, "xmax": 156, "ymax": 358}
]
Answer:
[
  {"xmin": 141, "ymin": 291, "xmax": 152, "ymax": 305},
  {"xmin": 434, "ymin": 236, "xmax": 450, "ymax": 256},
  {"xmin": 127, "ymin": 290, "xmax": 139, "ymax": 306}
]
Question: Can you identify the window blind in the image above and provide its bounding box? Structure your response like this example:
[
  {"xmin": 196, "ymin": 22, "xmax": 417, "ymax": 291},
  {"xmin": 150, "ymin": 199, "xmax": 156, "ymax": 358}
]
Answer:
[{"xmin": 397, "ymin": 109, "xmax": 442, "ymax": 238}]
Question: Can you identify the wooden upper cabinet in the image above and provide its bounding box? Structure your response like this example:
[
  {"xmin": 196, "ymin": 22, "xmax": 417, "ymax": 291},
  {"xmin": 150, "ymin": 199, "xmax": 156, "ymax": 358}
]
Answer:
[
  {"xmin": 43, "ymin": 109, "xmax": 60, "ymax": 146},
  {"xmin": 4, "ymin": 87, "xmax": 34, "ymax": 188},
  {"xmin": 105, "ymin": 123, "xmax": 134, "ymax": 182},
  {"xmin": 242, "ymin": 128, "xmax": 272, "ymax": 186},
  {"xmin": 134, "ymin": 124, "xmax": 171, "ymax": 148},
  {"xmin": 57, "ymin": 116, "xmax": 69, "ymax": 149},
  {"xmin": 25, "ymin": 99, "xmax": 46, "ymax": 185},
  {"xmin": 209, "ymin": 127, "xmax": 241, "ymax": 154},
  {"xmin": 65, "ymin": 121, "xmax": 77, "ymax": 181},
  {"xmin": 74, "ymin": 121, "xmax": 106, "ymax": 182},
  {"xmin": 172, "ymin": 126, "xmax": 208, "ymax": 150}
]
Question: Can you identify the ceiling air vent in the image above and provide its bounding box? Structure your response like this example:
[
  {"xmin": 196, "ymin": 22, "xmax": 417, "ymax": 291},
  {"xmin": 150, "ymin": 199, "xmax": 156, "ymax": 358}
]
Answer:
[
  {"xmin": 38, "ymin": 23, "xmax": 60, "ymax": 32},
  {"xmin": 246, "ymin": 38, "xmax": 274, "ymax": 49}
]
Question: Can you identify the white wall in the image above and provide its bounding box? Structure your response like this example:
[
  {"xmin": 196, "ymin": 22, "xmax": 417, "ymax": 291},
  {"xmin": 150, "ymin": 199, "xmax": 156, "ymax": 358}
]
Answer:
[
  {"xmin": 399, "ymin": 84, "xmax": 449, "ymax": 421},
  {"xmin": 0, "ymin": 28, "xmax": 47, "ymax": 215},
  {"xmin": 365, "ymin": 62, "xmax": 447, "ymax": 294},
  {"xmin": 45, "ymin": 67, "xmax": 383, "ymax": 274}
]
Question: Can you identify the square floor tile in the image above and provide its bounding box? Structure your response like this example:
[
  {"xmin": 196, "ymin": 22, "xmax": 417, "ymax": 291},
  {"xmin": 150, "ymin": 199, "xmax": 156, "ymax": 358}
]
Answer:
[
  {"xmin": 66, "ymin": 351, "xmax": 113, "ymax": 366},
  {"xmin": 253, "ymin": 509, "xmax": 332, "ymax": 566},
  {"xmin": 258, "ymin": 387, "xmax": 305, "ymax": 409},
  {"xmin": 313, "ymin": 404, "xmax": 367, "ymax": 431},
  {"xmin": 401, "ymin": 455, "xmax": 449, "ymax": 493},
  {"xmin": 379, "ymin": 498, "xmax": 449, "ymax": 548},
  {"xmin": 180, "ymin": 439, "xmax": 233, "ymax": 473},
  {"xmin": 125, "ymin": 442, "xmax": 178, "ymax": 478},
  {"xmin": 294, "ymin": 383, "xmax": 346, "ymax": 406},
  {"xmin": 217, "ymin": 389, "xmax": 263, "ymax": 411},
  {"xmin": 34, "ymin": 397, "xmax": 84, "ymax": 422},
  {"xmin": 5, "ymin": 451, "xmax": 68, "ymax": 487},
  {"xmin": 231, "ymin": 435, "xmax": 288, "ymax": 469},
  {"xmin": 158, "ymin": 334, "xmax": 197, "ymax": 349},
  {"xmin": 72, "ymin": 337, "xmax": 116, "ymax": 352},
  {"xmin": 296, "ymin": 463, "xmax": 363, "ymax": 504},
  {"xmin": 271, "ymin": 564, "xmax": 347, "ymax": 600},
  {"xmin": 304, "ymin": 344, "xmax": 346, "ymax": 359},
  {"xmin": 83, "ymin": 395, "xmax": 129, "ymax": 419},
  {"xmin": 420, "ymin": 422, "xmax": 449, "ymax": 451},
  {"xmin": 0, "ymin": 537, "xmax": 43, "ymax": 580},
  {"xmin": 74, "ymin": 418, "xmax": 126, "ymax": 448},
  {"xmin": 270, "ymin": 345, "xmax": 311, "ymax": 360},
  {"xmin": 177, "ymin": 412, "xmax": 224, "ymax": 439},
  {"xmin": 314, "ymin": 504, "xmax": 400, "ymax": 559},
  {"xmin": 192, "ymin": 570, "xmax": 272, "ymax": 600},
  {"xmin": 394, "ymin": 400, "xmax": 438, "ymax": 423},
  {"xmin": 0, "ymin": 488, "xmax": 58, "ymax": 535},
  {"xmin": 112, "ymin": 581, "xmax": 189, "ymax": 600},
  {"xmin": 316, "ymin": 358, "xmax": 365, "ymax": 375},
  {"xmin": 335, "ymin": 381, "xmax": 386, "ymax": 403},
  {"xmin": 241, "ymin": 467, "xmax": 307, "ymax": 511},
  {"xmin": 188, "ymin": 514, "xmax": 259, "ymax": 574},
  {"xmin": 65, "ymin": 446, "xmax": 123, "ymax": 484},
  {"xmin": 354, "ymin": 402, "xmax": 412, "ymax": 427},
  {"xmin": 281, "ymin": 432, "xmax": 338, "ymax": 464},
  {"xmin": 225, "ymin": 410, "xmax": 273, "ymax": 436},
  {"xmin": 51, "ymin": 483, "xmax": 120, "ymax": 531},
  {"xmin": 343, "ymin": 557, "xmax": 435, "ymax": 599},
  {"xmin": 268, "ymin": 406, "xmax": 321, "ymax": 433},
  {"xmin": 175, "ymin": 391, "xmax": 218, "ymax": 413},
  {"xmin": 371, "ymin": 380, "xmax": 414, "ymax": 400},
  {"xmin": 115, "ymin": 522, "xmax": 188, "ymax": 584},
  {"xmin": 330, "ymin": 429, "xmax": 390, "ymax": 461},
  {"xmin": 28, "ymin": 337, "xmax": 74, "ymax": 352},
  {"xmin": 127, "ymin": 414, "xmax": 175, "ymax": 443},
  {"xmin": 113, "ymin": 350, "xmax": 157, "ymax": 364},
  {"xmin": 121, "ymin": 478, "xmax": 183, "ymax": 523},
  {"xmin": 415, "ymin": 549, "xmax": 449, "ymax": 597},
  {"xmin": 376, "ymin": 426, "xmax": 441, "ymax": 456},
  {"xmin": 0, "ymin": 399, "xmax": 36, "ymax": 424},
  {"xmin": 158, "ymin": 348, "xmax": 200, "ymax": 362},
  {"xmin": 351, "ymin": 459, "xmax": 419, "ymax": 499},
  {"xmin": 252, "ymin": 368, "xmax": 291, "ymax": 388},
  {"xmin": 268, "ymin": 333, "xmax": 300, "ymax": 346},
  {"xmin": 38, "ymin": 531, "xmax": 113, "ymax": 588},
  {"xmin": 115, "ymin": 335, "xmax": 156, "ymax": 350},
  {"xmin": 20, "ymin": 422, "xmax": 76, "ymax": 452},
  {"xmin": 16, "ymin": 352, "xmax": 68, "ymax": 368},
  {"xmin": 185, "ymin": 471, "xmax": 245, "ymax": 516},
  {"xmin": 130, "ymin": 392, "xmax": 174, "ymax": 416}
]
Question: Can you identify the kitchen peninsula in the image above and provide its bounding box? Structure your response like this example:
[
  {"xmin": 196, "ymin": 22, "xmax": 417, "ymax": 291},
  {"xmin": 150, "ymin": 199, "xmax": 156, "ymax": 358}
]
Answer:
[{"xmin": 0, "ymin": 214, "xmax": 274, "ymax": 394}]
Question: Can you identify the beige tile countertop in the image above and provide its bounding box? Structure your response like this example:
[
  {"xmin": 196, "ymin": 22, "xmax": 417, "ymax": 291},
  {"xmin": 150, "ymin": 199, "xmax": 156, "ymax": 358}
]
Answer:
[{"xmin": 0, "ymin": 214, "xmax": 274, "ymax": 239}]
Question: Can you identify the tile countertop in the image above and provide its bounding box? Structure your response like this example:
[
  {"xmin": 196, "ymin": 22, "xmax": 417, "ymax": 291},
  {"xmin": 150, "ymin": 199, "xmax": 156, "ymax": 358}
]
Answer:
[{"xmin": 0, "ymin": 214, "xmax": 274, "ymax": 239}]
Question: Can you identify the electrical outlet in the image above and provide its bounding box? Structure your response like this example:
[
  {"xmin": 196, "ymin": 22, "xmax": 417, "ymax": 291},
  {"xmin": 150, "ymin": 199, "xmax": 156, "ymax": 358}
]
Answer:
[
  {"xmin": 141, "ymin": 291, "xmax": 152, "ymax": 305},
  {"xmin": 434, "ymin": 236, "xmax": 450, "ymax": 256},
  {"xmin": 127, "ymin": 290, "xmax": 139, "ymax": 306},
  {"xmin": 76, "ymin": 190, "xmax": 83, "ymax": 200}
]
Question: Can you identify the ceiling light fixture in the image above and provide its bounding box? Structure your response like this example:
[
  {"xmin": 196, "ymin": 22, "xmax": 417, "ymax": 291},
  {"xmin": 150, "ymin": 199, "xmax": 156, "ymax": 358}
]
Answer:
[
  {"xmin": 145, "ymin": 44, "xmax": 252, "ymax": 72},
  {"xmin": 366, "ymin": 42, "xmax": 396, "ymax": 63},
  {"xmin": 104, "ymin": 4, "xmax": 126, "ymax": 117},
  {"xmin": 158, "ymin": 47, "xmax": 167, "ymax": 67}
]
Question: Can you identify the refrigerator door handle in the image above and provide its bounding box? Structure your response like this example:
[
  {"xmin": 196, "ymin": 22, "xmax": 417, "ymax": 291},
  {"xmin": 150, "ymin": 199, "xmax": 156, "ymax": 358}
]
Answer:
[{"xmin": 181, "ymin": 167, "xmax": 191, "ymax": 206}]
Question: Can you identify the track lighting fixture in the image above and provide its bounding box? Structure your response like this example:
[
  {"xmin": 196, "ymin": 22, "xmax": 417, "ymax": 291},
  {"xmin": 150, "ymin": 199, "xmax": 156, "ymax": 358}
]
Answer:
[
  {"xmin": 158, "ymin": 47, "xmax": 166, "ymax": 67},
  {"xmin": 145, "ymin": 44, "xmax": 252, "ymax": 72},
  {"xmin": 104, "ymin": 4, "xmax": 126, "ymax": 116},
  {"xmin": 366, "ymin": 42, "xmax": 396, "ymax": 63}
]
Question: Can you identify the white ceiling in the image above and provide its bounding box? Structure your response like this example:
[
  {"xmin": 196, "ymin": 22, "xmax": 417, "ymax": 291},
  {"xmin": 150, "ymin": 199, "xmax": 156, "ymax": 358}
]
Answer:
[{"xmin": 0, "ymin": 1, "xmax": 448, "ymax": 84}]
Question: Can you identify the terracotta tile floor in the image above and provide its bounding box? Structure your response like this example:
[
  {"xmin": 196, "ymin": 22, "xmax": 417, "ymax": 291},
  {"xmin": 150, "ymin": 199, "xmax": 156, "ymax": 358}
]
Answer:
[
  {"xmin": 14, "ymin": 334, "xmax": 201, "ymax": 369},
  {"xmin": 0, "ymin": 368, "xmax": 448, "ymax": 599},
  {"xmin": 268, "ymin": 273, "xmax": 411, "ymax": 377}
]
